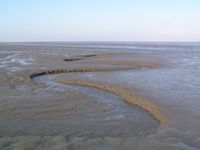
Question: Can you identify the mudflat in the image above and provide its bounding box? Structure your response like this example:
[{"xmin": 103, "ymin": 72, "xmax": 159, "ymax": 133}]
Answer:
[
  {"xmin": 2, "ymin": 42, "xmax": 200, "ymax": 150},
  {"xmin": 0, "ymin": 43, "xmax": 163, "ymax": 149}
]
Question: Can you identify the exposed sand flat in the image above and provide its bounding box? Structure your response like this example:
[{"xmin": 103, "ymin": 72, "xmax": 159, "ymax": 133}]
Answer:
[
  {"xmin": 0, "ymin": 45, "xmax": 167, "ymax": 149},
  {"xmin": 54, "ymin": 77, "xmax": 165, "ymax": 123},
  {"xmin": 28, "ymin": 65, "xmax": 165, "ymax": 123},
  {"xmin": 92, "ymin": 60, "xmax": 156, "ymax": 68},
  {"xmin": 0, "ymin": 52, "xmax": 161, "ymax": 127},
  {"xmin": 28, "ymin": 53, "xmax": 164, "ymax": 123},
  {"xmin": 1, "ymin": 42, "xmax": 200, "ymax": 150},
  {"xmin": 0, "ymin": 136, "xmax": 67, "ymax": 150}
]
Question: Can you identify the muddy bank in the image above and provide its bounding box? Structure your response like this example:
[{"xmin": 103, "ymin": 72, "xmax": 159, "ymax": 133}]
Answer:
[
  {"xmin": 0, "ymin": 45, "xmax": 167, "ymax": 149},
  {"xmin": 55, "ymin": 77, "xmax": 164, "ymax": 123},
  {"xmin": 29, "ymin": 54, "xmax": 164, "ymax": 123}
]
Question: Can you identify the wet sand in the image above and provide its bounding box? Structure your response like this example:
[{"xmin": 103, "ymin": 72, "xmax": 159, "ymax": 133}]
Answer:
[
  {"xmin": 1, "ymin": 42, "xmax": 199, "ymax": 150},
  {"xmin": 0, "ymin": 45, "xmax": 162, "ymax": 149}
]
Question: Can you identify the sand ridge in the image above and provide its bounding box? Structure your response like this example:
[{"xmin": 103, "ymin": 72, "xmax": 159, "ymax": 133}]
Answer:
[
  {"xmin": 29, "ymin": 53, "xmax": 165, "ymax": 124},
  {"xmin": 54, "ymin": 78, "xmax": 165, "ymax": 123}
]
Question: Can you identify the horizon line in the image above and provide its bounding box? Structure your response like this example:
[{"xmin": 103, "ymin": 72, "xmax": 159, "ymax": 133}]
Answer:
[{"xmin": 0, "ymin": 40, "xmax": 200, "ymax": 43}]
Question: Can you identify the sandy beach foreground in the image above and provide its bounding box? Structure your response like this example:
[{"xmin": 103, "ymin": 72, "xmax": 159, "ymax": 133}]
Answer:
[{"xmin": 0, "ymin": 42, "xmax": 200, "ymax": 150}]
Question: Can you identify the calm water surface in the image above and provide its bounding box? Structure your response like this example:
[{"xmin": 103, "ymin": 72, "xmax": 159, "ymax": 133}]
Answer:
[{"xmin": 1, "ymin": 42, "xmax": 200, "ymax": 149}]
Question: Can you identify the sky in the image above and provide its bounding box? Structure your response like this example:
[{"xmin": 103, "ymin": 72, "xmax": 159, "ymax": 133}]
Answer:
[{"xmin": 0, "ymin": 0, "xmax": 200, "ymax": 42}]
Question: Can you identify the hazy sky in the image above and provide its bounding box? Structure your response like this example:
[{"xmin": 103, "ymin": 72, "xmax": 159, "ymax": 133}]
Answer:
[{"xmin": 0, "ymin": 0, "xmax": 200, "ymax": 42}]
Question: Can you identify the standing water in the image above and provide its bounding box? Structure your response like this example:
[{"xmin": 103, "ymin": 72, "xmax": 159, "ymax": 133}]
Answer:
[{"xmin": 0, "ymin": 42, "xmax": 200, "ymax": 149}]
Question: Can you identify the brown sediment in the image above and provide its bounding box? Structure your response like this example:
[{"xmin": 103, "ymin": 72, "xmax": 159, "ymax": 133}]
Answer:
[
  {"xmin": 29, "ymin": 53, "xmax": 165, "ymax": 124},
  {"xmin": 29, "ymin": 67, "xmax": 132, "ymax": 79},
  {"xmin": 62, "ymin": 53, "xmax": 126, "ymax": 63},
  {"xmin": 29, "ymin": 67, "xmax": 165, "ymax": 124},
  {"xmin": 92, "ymin": 61, "xmax": 156, "ymax": 68},
  {"xmin": 29, "ymin": 54, "xmax": 157, "ymax": 79},
  {"xmin": 54, "ymin": 77, "xmax": 165, "ymax": 124}
]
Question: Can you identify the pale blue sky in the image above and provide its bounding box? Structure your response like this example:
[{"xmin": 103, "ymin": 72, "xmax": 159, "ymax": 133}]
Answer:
[{"xmin": 0, "ymin": 0, "xmax": 200, "ymax": 42}]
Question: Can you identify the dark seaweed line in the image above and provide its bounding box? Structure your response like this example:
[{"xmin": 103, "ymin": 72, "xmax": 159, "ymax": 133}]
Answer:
[
  {"xmin": 29, "ymin": 54, "xmax": 165, "ymax": 124},
  {"xmin": 29, "ymin": 67, "xmax": 134, "ymax": 79}
]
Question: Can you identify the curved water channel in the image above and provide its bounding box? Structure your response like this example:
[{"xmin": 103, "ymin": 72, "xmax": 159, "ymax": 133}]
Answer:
[{"xmin": 32, "ymin": 72, "xmax": 159, "ymax": 136}]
